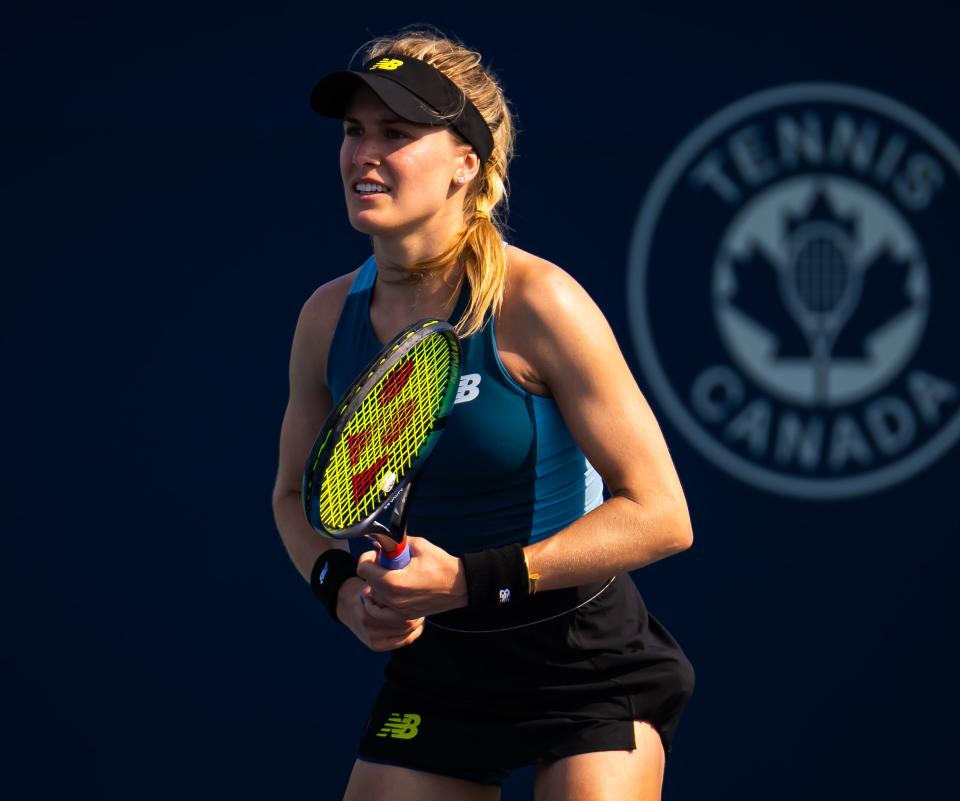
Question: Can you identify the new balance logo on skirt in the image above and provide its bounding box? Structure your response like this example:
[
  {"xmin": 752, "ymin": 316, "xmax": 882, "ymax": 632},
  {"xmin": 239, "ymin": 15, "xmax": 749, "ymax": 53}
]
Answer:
[
  {"xmin": 377, "ymin": 713, "xmax": 421, "ymax": 739},
  {"xmin": 455, "ymin": 374, "xmax": 481, "ymax": 404}
]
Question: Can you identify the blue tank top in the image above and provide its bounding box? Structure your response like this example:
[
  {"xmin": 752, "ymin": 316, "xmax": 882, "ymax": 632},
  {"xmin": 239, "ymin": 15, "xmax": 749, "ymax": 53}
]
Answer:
[{"xmin": 327, "ymin": 255, "xmax": 604, "ymax": 556}]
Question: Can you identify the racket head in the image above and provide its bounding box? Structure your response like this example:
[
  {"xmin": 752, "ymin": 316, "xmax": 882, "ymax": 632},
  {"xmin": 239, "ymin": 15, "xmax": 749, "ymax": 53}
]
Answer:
[{"xmin": 301, "ymin": 319, "xmax": 461, "ymax": 539}]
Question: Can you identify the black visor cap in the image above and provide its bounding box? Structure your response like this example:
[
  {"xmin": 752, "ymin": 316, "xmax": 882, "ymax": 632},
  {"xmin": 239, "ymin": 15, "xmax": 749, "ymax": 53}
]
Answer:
[{"xmin": 310, "ymin": 53, "xmax": 494, "ymax": 166}]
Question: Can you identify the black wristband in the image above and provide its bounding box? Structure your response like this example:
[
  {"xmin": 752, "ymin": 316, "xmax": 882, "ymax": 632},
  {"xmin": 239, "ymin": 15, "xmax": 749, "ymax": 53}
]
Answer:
[
  {"xmin": 460, "ymin": 543, "xmax": 530, "ymax": 609},
  {"xmin": 310, "ymin": 549, "xmax": 359, "ymax": 623}
]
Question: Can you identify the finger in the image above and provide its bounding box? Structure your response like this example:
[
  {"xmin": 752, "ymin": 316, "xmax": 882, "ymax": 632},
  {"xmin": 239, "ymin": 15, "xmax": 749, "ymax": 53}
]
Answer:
[
  {"xmin": 362, "ymin": 604, "xmax": 423, "ymax": 633},
  {"xmin": 361, "ymin": 586, "xmax": 402, "ymax": 614},
  {"xmin": 361, "ymin": 612, "xmax": 419, "ymax": 635},
  {"xmin": 390, "ymin": 623, "xmax": 425, "ymax": 649},
  {"xmin": 356, "ymin": 555, "xmax": 387, "ymax": 583},
  {"xmin": 365, "ymin": 622, "xmax": 414, "ymax": 639},
  {"xmin": 361, "ymin": 594, "xmax": 405, "ymax": 618},
  {"xmin": 371, "ymin": 621, "xmax": 425, "ymax": 652},
  {"xmin": 366, "ymin": 620, "xmax": 421, "ymax": 641},
  {"xmin": 367, "ymin": 604, "xmax": 422, "ymax": 634},
  {"xmin": 360, "ymin": 585, "xmax": 416, "ymax": 616}
]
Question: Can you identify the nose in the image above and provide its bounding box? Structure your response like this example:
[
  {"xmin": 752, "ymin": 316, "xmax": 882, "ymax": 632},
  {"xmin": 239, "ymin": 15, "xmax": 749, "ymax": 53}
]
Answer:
[{"xmin": 350, "ymin": 133, "xmax": 381, "ymax": 167}]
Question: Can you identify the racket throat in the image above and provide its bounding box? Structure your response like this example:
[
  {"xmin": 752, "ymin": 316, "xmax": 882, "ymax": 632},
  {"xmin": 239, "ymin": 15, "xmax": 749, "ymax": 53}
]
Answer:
[
  {"xmin": 365, "ymin": 484, "xmax": 413, "ymax": 568},
  {"xmin": 389, "ymin": 483, "xmax": 412, "ymax": 529}
]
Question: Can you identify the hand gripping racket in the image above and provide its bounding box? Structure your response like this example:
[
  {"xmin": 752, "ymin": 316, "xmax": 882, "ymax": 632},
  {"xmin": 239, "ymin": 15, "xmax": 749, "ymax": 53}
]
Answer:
[{"xmin": 301, "ymin": 320, "xmax": 462, "ymax": 569}]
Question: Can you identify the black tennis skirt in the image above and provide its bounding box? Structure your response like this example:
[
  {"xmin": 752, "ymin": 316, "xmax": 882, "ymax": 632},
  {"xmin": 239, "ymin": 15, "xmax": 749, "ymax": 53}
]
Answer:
[{"xmin": 355, "ymin": 574, "xmax": 694, "ymax": 786}]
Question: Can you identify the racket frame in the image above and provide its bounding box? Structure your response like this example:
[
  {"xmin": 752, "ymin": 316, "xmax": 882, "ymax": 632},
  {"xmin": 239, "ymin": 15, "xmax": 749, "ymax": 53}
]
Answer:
[{"xmin": 301, "ymin": 319, "xmax": 461, "ymax": 547}]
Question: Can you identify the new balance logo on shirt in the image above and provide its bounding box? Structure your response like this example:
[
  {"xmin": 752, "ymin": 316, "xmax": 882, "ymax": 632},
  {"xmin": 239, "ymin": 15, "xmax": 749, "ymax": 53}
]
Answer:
[{"xmin": 455, "ymin": 373, "xmax": 481, "ymax": 404}]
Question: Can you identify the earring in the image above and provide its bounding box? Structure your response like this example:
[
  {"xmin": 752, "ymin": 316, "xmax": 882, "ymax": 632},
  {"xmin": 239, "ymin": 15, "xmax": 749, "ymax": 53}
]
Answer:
[{"xmin": 455, "ymin": 175, "xmax": 465, "ymax": 185}]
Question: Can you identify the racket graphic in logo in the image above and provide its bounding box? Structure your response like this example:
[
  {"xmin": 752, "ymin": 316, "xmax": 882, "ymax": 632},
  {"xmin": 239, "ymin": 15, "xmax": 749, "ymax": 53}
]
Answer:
[{"xmin": 713, "ymin": 176, "xmax": 929, "ymax": 408}]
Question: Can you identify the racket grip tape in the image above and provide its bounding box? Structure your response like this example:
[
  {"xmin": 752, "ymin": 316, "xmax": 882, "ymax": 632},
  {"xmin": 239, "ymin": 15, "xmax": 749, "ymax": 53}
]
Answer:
[{"xmin": 378, "ymin": 534, "xmax": 411, "ymax": 569}]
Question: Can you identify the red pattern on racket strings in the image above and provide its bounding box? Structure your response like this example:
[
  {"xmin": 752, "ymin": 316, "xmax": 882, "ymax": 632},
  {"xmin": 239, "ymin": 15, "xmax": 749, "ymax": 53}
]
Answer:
[
  {"xmin": 348, "ymin": 429, "xmax": 373, "ymax": 466},
  {"xmin": 347, "ymin": 357, "xmax": 421, "ymax": 506},
  {"xmin": 348, "ymin": 399, "xmax": 419, "ymax": 502},
  {"xmin": 351, "ymin": 455, "xmax": 390, "ymax": 505},
  {"xmin": 378, "ymin": 358, "xmax": 415, "ymax": 405},
  {"xmin": 380, "ymin": 398, "xmax": 417, "ymax": 447}
]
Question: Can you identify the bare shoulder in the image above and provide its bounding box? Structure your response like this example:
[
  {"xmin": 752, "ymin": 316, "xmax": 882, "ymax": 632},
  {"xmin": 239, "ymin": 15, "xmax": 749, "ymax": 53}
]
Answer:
[
  {"xmin": 290, "ymin": 270, "xmax": 357, "ymax": 389},
  {"xmin": 298, "ymin": 270, "xmax": 356, "ymax": 341},
  {"xmin": 502, "ymin": 245, "xmax": 601, "ymax": 326},
  {"xmin": 504, "ymin": 244, "xmax": 580, "ymax": 294},
  {"xmin": 497, "ymin": 246, "xmax": 610, "ymax": 394}
]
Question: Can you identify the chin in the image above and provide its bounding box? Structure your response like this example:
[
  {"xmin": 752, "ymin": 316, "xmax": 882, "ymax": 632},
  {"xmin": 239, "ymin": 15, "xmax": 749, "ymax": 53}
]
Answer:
[
  {"xmin": 348, "ymin": 214, "xmax": 393, "ymax": 237},
  {"xmin": 347, "ymin": 209, "xmax": 421, "ymax": 239},
  {"xmin": 345, "ymin": 206, "xmax": 382, "ymax": 232}
]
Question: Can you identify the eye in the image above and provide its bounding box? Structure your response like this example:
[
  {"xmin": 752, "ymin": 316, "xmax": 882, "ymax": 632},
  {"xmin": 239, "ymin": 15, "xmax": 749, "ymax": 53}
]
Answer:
[
  {"xmin": 344, "ymin": 125, "xmax": 362, "ymax": 137},
  {"xmin": 386, "ymin": 128, "xmax": 409, "ymax": 140}
]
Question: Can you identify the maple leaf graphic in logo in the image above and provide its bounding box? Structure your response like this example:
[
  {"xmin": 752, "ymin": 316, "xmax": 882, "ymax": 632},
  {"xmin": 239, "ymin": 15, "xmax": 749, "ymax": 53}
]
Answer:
[{"xmin": 727, "ymin": 188, "xmax": 913, "ymax": 360}]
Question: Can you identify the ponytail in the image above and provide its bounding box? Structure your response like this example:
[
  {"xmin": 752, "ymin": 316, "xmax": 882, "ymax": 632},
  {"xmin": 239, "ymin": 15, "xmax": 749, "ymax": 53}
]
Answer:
[{"xmin": 361, "ymin": 27, "xmax": 516, "ymax": 338}]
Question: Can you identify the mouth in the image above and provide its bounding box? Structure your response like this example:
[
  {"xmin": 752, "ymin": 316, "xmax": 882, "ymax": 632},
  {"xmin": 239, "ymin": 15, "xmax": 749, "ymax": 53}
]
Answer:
[{"xmin": 353, "ymin": 180, "xmax": 391, "ymax": 197}]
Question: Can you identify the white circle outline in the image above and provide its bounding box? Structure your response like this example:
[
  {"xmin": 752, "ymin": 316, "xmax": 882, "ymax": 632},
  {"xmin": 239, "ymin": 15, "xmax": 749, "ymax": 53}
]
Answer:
[{"xmin": 626, "ymin": 82, "xmax": 960, "ymax": 499}]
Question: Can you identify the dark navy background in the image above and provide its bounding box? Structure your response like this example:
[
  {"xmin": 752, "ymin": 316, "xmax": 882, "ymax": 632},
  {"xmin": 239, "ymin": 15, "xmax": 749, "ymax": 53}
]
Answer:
[{"xmin": 5, "ymin": 4, "xmax": 957, "ymax": 798}]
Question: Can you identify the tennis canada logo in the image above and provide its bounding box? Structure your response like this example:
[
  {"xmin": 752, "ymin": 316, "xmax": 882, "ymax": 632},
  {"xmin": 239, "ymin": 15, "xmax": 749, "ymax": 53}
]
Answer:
[{"xmin": 627, "ymin": 84, "xmax": 960, "ymax": 498}]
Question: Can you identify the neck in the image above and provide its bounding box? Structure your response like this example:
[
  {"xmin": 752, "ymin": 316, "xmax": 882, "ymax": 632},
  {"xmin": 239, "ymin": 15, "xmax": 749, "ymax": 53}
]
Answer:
[{"xmin": 370, "ymin": 228, "xmax": 466, "ymax": 315}]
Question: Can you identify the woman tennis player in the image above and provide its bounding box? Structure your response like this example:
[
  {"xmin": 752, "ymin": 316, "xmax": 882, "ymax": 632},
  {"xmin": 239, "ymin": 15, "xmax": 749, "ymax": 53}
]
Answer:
[{"xmin": 272, "ymin": 28, "xmax": 695, "ymax": 801}]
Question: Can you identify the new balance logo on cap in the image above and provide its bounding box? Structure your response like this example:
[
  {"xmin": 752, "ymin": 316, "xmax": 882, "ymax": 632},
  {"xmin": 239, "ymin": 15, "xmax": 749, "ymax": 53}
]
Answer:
[
  {"xmin": 377, "ymin": 713, "xmax": 420, "ymax": 739},
  {"xmin": 369, "ymin": 58, "xmax": 404, "ymax": 71},
  {"xmin": 455, "ymin": 373, "xmax": 481, "ymax": 404}
]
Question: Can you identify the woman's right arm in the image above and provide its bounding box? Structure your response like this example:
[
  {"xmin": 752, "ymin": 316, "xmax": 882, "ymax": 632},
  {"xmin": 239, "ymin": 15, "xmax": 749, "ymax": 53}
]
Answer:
[
  {"xmin": 271, "ymin": 278, "xmax": 348, "ymax": 581},
  {"xmin": 271, "ymin": 276, "xmax": 425, "ymax": 650}
]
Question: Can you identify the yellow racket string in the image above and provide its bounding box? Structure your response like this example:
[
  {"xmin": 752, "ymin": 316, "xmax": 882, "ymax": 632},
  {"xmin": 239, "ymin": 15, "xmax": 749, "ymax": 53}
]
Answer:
[{"xmin": 318, "ymin": 334, "xmax": 454, "ymax": 529}]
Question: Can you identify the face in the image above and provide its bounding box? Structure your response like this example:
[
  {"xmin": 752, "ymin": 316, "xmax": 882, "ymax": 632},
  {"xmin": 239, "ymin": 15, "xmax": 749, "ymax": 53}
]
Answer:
[{"xmin": 339, "ymin": 85, "xmax": 478, "ymax": 237}]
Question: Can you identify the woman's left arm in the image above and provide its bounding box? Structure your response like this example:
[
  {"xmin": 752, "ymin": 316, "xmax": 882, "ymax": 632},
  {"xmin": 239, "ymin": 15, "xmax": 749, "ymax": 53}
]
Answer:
[
  {"xmin": 519, "ymin": 264, "xmax": 693, "ymax": 592},
  {"xmin": 356, "ymin": 261, "xmax": 692, "ymax": 616}
]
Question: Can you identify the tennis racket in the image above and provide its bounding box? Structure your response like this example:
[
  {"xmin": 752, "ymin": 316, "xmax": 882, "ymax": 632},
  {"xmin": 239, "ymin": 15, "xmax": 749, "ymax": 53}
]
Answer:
[{"xmin": 301, "ymin": 319, "xmax": 462, "ymax": 569}]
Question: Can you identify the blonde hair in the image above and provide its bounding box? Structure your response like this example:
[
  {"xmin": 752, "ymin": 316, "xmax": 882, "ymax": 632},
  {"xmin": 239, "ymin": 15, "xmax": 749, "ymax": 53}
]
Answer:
[{"xmin": 357, "ymin": 27, "xmax": 516, "ymax": 338}]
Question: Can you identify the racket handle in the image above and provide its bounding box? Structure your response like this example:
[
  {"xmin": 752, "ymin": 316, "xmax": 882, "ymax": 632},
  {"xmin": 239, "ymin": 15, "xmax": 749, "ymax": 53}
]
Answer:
[
  {"xmin": 378, "ymin": 534, "xmax": 410, "ymax": 570},
  {"xmin": 370, "ymin": 484, "xmax": 413, "ymax": 569}
]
